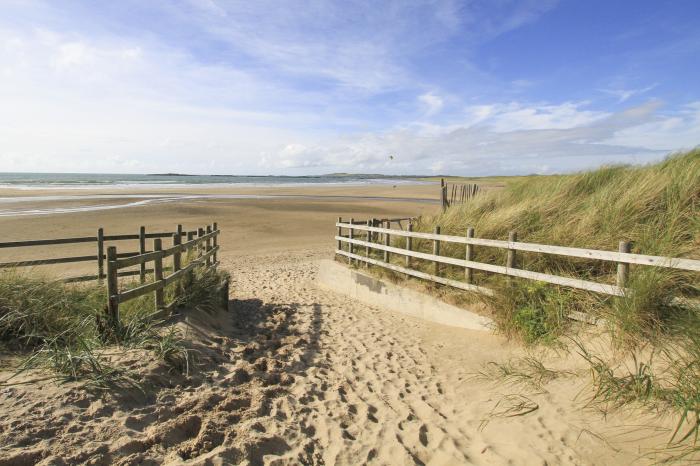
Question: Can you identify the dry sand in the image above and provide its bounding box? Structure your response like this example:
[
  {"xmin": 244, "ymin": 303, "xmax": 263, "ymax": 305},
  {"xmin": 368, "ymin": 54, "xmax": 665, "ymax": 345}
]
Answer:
[{"xmin": 0, "ymin": 184, "xmax": 686, "ymax": 464}]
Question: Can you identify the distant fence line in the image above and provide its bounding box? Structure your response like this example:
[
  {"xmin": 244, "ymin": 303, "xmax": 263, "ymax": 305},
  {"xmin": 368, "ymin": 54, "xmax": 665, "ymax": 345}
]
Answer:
[
  {"xmin": 334, "ymin": 217, "xmax": 700, "ymax": 307},
  {"xmin": 440, "ymin": 179, "xmax": 480, "ymax": 211}
]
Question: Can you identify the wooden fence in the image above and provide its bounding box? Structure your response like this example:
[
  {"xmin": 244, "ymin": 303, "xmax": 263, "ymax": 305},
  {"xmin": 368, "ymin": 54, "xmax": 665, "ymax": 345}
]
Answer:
[
  {"xmin": 334, "ymin": 218, "xmax": 700, "ymax": 300},
  {"xmin": 0, "ymin": 225, "xmax": 202, "ymax": 283},
  {"xmin": 106, "ymin": 224, "xmax": 221, "ymax": 327},
  {"xmin": 440, "ymin": 179, "xmax": 480, "ymax": 211}
]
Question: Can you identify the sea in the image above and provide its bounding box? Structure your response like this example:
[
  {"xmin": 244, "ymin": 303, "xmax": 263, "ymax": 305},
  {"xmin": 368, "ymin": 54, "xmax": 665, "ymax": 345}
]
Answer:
[
  {"xmin": 0, "ymin": 173, "xmax": 436, "ymax": 217},
  {"xmin": 0, "ymin": 172, "xmax": 422, "ymax": 190}
]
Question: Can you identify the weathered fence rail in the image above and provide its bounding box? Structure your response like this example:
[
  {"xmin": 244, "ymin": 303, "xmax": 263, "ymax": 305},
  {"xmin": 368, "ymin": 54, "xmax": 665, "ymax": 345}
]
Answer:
[
  {"xmin": 105, "ymin": 224, "xmax": 221, "ymax": 325},
  {"xmin": 0, "ymin": 225, "xmax": 201, "ymax": 282},
  {"xmin": 335, "ymin": 218, "xmax": 700, "ymax": 298}
]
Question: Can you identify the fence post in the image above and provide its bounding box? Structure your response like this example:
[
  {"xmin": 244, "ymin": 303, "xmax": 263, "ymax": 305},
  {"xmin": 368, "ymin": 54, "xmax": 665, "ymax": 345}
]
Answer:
[
  {"xmin": 465, "ymin": 227, "xmax": 474, "ymax": 283},
  {"xmin": 433, "ymin": 226, "xmax": 441, "ymax": 276},
  {"xmin": 507, "ymin": 231, "xmax": 518, "ymax": 279},
  {"xmin": 337, "ymin": 217, "xmax": 342, "ymax": 254},
  {"xmin": 366, "ymin": 219, "xmax": 371, "ymax": 267},
  {"xmin": 197, "ymin": 228, "xmax": 205, "ymax": 257},
  {"xmin": 106, "ymin": 246, "xmax": 119, "ymax": 331},
  {"xmin": 139, "ymin": 226, "xmax": 146, "ymax": 283},
  {"xmin": 206, "ymin": 225, "xmax": 213, "ymax": 266},
  {"xmin": 212, "ymin": 222, "xmax": 218, "ymax": 266},
  {"xmin": 154, "ymin": 238, "xmax": 164, "ymax": 310},
  {"xmin": 172, "ymin": 233, "xmax": 181, "ymax": 299},
  {"xmin": 406, "ymin": 223, "xmax": 413, "ymax": 268},
  {"xmin": 440, "ymin": 178, "xmax": 446, "ymax": 211},
  {"xmin": 617, "ymin": 241, "xmax": 631, "ymax": 289},
  {"xmin": 383, "ymin": 223, "xmax": 390, "ymax": 263},
  {"xmin": 348, "ymin": 218, "xmax": 354, "ymax": 265},
  {"xmin": 173, "ymin": 233, "xmax": 181, "ymax": 272},
  {"xmin": 97, "ymin": 227, "xmax": 104, "ymax": 284}
]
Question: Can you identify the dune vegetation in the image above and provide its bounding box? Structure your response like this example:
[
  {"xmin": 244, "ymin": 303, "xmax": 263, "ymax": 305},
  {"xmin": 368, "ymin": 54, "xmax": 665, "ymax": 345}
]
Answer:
[
  {"xmin": 364, "ymin": 149, "xmax": 700, "ymax": 459},
  {"xmin": 0, "ymin": 266, "xmax": 230, "ymax": 388}
]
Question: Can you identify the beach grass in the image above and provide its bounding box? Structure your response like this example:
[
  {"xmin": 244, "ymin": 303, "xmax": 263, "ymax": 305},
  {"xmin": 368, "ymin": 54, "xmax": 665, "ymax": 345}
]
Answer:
[{"xmin": 0, "ymin": 265, "xmax": 229, "ymax": 386}]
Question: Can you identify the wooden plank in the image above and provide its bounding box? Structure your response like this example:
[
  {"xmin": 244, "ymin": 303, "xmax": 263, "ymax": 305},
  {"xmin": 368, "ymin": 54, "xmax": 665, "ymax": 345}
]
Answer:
[
  {"xmin": 212, "ymin": 223, "xmax": 218, "ymax": 266},
  {"xmin": 106, "ymin": 246, "xmax": 119, "ymax": 328},
  {"xmin": 617, "ymin": 241, "xmax": 631, "ymax": 288},
  {"xmin": 103, "ymin": 234, "xmax": 140, "ymax": 241},
  {"xmin": 0, "ymin": 255, "xmax": 98, "ymax": 268},
  {"xmin": 139, "ymin": 226, "xmax": 146, "ymax": 283},
  {"xmin": 97, "ymin": 228, "xmax": 104, "ymax": 283},
  {"xmin": 117, "ymin": 279, "xmax": 164, "ymax": 303},
  {"xmin": 384, "ymin": 221, "xmax": 390, "ymax": 263},
  {"xmin": 433, "ymin": 226, "xmax": 441, "ymax": 276},
  {"xmin": 465, "ymin": 227, "xmax": 474, "ymax": 283},
  {"xmin": 173, "ymin": 232, "xmax": 182, "ymax": 295},
  {"xmin": 336, "ymin": 236, "xmax": 625, "ymax": 296},
  {"xmin": 205, "ymin": 225, "xmax": 213, "ymax": 267},
  {"xmin": 507, "ymin": 231, "xmax": 517, "ymax": 269},
  {"xmin": 348, "ymin": 218, "xmax": 354, "ymax": 265},
  {"xmin": 115, "ymin": 250, "xmax": 164, "ymax": 269},
  {"xmin": 336, "ymin": 223, "xmax": 700, "ymax": 272},
  {"xmin": 336, "ymin": 249, "xmax": 494, "ymax": 296},
  {"xmin": 154, "ymin": 238, "xmax": 165, "ymax": 310},
  {"xmin": 406, "ymin": 223, "xmax": 413, "ymax": 268},
  {"xmin": 0, "ymin": 236, "xmax": 96, "ymax": 248}
]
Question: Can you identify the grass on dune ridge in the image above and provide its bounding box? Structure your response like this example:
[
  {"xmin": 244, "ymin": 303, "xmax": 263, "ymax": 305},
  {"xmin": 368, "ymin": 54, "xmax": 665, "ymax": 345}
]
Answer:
[
  {"xmin": 412, "ymin": 149, "xmax": 699, "ymax": 340},
  {"xmin": 412, "ymin": 149, "xmax": 700, "ymax": 459}
]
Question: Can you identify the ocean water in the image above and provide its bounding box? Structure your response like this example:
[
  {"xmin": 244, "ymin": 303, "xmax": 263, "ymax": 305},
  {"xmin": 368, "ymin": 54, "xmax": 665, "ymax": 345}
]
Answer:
[{"xmin": 0, "ymin": 172, "xmax": 421, "ymax": 189}]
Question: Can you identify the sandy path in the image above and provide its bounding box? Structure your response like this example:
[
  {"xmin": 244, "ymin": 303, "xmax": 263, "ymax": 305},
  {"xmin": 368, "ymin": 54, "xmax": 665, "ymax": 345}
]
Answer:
[{"xmin": 0, "ymin": 249, "xmax": 673, "ymax": 465}]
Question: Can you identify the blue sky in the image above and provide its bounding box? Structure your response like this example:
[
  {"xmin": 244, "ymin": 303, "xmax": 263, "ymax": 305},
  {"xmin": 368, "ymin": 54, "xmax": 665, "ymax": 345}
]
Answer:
[{"xmin": 0, "ymin": 0, "xmax": 699, "ymax": 175}]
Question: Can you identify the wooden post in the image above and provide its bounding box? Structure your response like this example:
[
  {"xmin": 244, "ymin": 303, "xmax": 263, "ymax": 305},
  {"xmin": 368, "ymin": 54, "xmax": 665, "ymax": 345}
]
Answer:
[
  {"xmin": 348, "ymin": 218, "xmax": 354, "ymax": 265},
  {"xmin": 384, "ymin": 221, "xmax": 391, "ymax": 263},
  {"xmin": 97, "ymin": 227, "xmax": 105, "ymax": 284},
  {"xmin": 173, "ymin": 233, "xmax": 181, "ymax": 272},
  {"xmin": 440, "ymin": 178, "xmax": 446, "ymax": 211},
  {"xmin": 406, "ymin": 223, "xmax": 413, "ymax": 268},
  {"xmin": 106, "ymin": 246, "xmax": 119, "ymax": 330},
  {"xmin": 212, "ymin": 222, "xmax": 218, "ymax": 266},
  {"xmin": 154, "ymin": 238, "xmax": 164, "ymax": 310},
  {"xmin": 139, "ymin": 226, "xmax": 146, "ymax": 283},
  {"xmin": 337, "ymin": 217, "xmax": 342, "ymax": 253},
  {"xmin": 206, "ymin": 225, "xmax": 213, "ymax": 266},
  {"xmin": 433, "ymin": 226, "xmax": 441, "ymax": 276},
  {"xmin": 465, "ymin": 227, "xmax": 474, "ymax": 283},
  {"xmin": 197, "ymin": 228, "xmax": 205, "ymax": 257},
  {"xmin": 172, "ymin": 233, "xmax": 181, "ymax": 299},
  {"xmin": 366, "ymin": 219, "xmax": 371, "ymax": 267},
  {"xmin": 507, "ymin": 231, "xmax": 518, "ymax": 269},
  {"xmin": 617, "ymin": 241, "xmax": 631, "ymax": 289},
  {"xmin": 176, "ymin": 224, "xmax": 183, "ymax": 242}
]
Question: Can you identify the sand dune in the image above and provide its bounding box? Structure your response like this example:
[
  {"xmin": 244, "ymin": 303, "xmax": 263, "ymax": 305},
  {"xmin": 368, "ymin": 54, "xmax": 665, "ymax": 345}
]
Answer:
[{"xmin": 0, "ymin": 248, "xmax": 678, "ymax": 465}]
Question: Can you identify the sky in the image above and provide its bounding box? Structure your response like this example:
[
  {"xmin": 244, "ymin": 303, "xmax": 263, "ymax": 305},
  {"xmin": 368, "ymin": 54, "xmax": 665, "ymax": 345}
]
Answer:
[{"xmin": 0, "ymin": 0, "xmax": 699, "ymax": 176}]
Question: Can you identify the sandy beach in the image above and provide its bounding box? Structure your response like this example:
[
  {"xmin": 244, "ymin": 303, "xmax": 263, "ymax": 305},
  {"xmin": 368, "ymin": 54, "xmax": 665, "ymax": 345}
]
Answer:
[{"xmin": 0, "ymin": 183, "xmax": 682, "ymax": 464}]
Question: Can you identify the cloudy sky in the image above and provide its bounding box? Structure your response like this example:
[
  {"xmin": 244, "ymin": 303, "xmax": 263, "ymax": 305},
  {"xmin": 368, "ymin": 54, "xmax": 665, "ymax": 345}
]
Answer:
[{"xmin": 1, "ymin": 0, "xmax": 699, "ymax": 175}]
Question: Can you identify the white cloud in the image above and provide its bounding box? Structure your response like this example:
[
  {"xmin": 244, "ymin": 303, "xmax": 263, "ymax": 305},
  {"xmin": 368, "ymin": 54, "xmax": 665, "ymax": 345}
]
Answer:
[
  {"xmin": 260, "ymin": 101, "xmax": 699, "ymax": 175},
  {"xmin": 599, "ymin": 84, "xmax": 658, "ymax": 103},
  {"xmin": 418, "ymin": 92, "xmax": 444, "ymax": 116}
]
